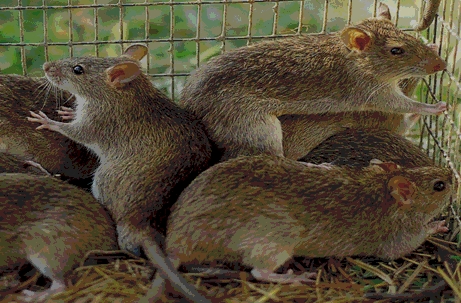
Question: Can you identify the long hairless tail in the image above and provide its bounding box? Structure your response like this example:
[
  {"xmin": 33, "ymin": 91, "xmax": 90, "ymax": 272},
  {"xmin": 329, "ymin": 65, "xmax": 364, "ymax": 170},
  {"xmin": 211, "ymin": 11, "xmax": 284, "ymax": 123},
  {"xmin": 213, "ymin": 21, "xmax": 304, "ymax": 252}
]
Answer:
[{"xmin": 138, "ymin": 239, "xmax": 211, "ymax": 303}]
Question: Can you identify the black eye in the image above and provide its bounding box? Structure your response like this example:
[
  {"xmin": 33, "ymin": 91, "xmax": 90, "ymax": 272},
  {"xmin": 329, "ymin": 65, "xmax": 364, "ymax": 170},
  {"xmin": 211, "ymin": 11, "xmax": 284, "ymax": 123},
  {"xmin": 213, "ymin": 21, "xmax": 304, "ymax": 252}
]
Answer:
[
  {"xmin": 390, "ymin": 47, "xmax": 405, "ymax": 55},
  {"xmin": 73, "ymin": 65, "xmax": 84, "ymax": 75},
  {"xmin": 433, "ymin": 181, "xmax": 446, "ymax": 192}
]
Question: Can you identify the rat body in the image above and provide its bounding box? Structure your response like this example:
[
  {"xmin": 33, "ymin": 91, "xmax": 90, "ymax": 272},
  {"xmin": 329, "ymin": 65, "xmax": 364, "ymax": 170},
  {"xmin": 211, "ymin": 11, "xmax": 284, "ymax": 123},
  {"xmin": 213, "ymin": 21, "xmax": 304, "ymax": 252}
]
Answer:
[
  {"xmin": 280, "ymin": 110, "xmax": 417, "ymax": 160},
  {"xmin": 161, "ymin": 156, "xmax": 451, "ymax": 285},
  {"xmin": 0, "ymin": 74, "xmax": 99, "ymax": 188},
  {"xmin": 300, "ymin": 128, "xmax": 432, "ymax": 167},
  {"xmin": 0, "ymin": 173, "xmax": 118, "ymax": 302},
  {"xmin": 179, "ymin": 3, "xmax": 446, "ymax": 162},
  {"xmin": 28, "ymin": 45, "xmax": 212, "ymax": 302}
]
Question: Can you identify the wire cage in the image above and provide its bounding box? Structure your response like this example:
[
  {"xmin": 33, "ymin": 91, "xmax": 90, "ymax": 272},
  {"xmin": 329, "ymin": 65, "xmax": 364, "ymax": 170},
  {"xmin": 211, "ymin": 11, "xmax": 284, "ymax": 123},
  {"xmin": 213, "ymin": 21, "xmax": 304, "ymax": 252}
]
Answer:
[
  {"xmin": 0, "ymin": 0, "xmax": 460, "ymax": 299},
  {"xmin": 1, "ymin": 0, "xmax": 459, "ymax": 203}
]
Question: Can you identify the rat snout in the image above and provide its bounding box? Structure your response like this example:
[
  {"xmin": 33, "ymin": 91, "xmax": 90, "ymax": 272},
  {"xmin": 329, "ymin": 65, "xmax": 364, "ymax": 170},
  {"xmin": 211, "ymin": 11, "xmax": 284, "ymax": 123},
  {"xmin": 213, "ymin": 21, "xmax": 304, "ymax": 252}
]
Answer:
[
  {"xmin": 43, "ymin": 62, "xmax": 62, "ymax": 76},
  {"xmin": 426, "ymin": 57, "xmax": 447, "ymax": 74},
  {"xmin": 43, "ymin": 62, "xmax": 52, "ymax": 73},
  {"xmin": 43, "ymin": 62, "xmax": 64, "ymax": 85}
]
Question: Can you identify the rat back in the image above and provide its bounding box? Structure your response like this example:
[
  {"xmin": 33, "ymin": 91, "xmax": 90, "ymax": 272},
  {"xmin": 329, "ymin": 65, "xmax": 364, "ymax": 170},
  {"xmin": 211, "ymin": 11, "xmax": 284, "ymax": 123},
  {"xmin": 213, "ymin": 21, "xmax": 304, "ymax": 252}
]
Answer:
[{"xmin": 300, "ymin": 128, "xmax": 432, "ymax": 167}]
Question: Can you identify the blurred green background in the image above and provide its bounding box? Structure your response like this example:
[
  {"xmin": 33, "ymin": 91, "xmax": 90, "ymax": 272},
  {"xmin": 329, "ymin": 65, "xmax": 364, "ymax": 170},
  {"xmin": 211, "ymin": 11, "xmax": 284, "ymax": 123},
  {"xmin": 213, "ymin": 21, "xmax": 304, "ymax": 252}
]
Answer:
[{"xmin": 1, "ymin": 0, "xmax": 452, "ymax": 97}]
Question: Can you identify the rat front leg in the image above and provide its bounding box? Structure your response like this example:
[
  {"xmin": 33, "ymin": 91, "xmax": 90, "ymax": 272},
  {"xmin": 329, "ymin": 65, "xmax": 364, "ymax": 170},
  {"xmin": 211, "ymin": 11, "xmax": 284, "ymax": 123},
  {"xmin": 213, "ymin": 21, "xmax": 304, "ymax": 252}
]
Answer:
[
  {"xmin": 28, "ymin": 111, "xmax": 64, "ymax": 133},
  {"xmin": 427, "ymin": 220, "xmax": 449, "ymax": 235},
  {"xmin": 28, "ymin": 111, "xmax": 80, "ymax": 141},
  {"xmin": 383, "ymin": 94, "xmax": 446, "ymax": 115}
]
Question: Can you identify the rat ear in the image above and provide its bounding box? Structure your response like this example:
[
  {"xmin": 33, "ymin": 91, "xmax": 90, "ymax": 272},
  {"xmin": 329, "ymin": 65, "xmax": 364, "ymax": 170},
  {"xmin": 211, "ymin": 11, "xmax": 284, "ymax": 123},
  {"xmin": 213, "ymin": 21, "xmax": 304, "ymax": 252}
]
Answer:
[
  {"xmin": 105, "ymin": 62, "xmax": 141, "ymax": 88},
  {"xmin": 388, "ymin": 176, "xmax": 416, "ymax": 207},
  {"xmin": 341, "ymin": 27, "xmax": 372, "ymax": 51},
  {"xmin": 377, "ymin": 3, "xmax": 392, "ymax": 20},
  {"xmin": 123, "ymin": 44, "xmax": 148, "ymax": 61},
  {"xmin": 370, "ymin": 159, "xmax": 400, "ymax": 172}
]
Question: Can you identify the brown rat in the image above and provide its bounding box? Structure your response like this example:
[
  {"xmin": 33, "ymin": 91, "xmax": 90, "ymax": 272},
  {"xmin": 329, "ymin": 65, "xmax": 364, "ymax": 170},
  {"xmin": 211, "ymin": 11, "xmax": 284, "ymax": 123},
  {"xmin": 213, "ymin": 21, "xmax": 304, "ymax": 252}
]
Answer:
[
  {"xmin": 281, "ymin": 43, "xmax": 440, "ymax": 160},
  {"xmin": 0, "ymin": 74, "xmax": 99, "ymax": 188},
  {"xmin": 179, "ymin": 3, "xmax": 446, "ymax": 163},
  {"xmin": 0, "ymin": 173, "xmax": 118, "ymax": 302},
  {"xmin": 159, "ymin": 156, "xmax": 452, "ymax": 287},
  {"xmin": 300, "ymin": 128, "xmax": 432, "ymax": 167},
  {"xmin": 28, "ymin": 45, "xmax": 212, "ymax": 302}
]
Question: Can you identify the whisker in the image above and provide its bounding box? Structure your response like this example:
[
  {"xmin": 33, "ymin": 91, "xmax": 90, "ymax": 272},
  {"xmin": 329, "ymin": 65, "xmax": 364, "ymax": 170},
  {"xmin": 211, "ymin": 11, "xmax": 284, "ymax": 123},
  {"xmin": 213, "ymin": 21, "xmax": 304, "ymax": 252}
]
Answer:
[
  {"xmin": 365, "ymin": 82, "xmax": 389, "ymax": 104},
  {"xmin": 39, "ymin": 81, "xmax": 53, "ymax": 111}
]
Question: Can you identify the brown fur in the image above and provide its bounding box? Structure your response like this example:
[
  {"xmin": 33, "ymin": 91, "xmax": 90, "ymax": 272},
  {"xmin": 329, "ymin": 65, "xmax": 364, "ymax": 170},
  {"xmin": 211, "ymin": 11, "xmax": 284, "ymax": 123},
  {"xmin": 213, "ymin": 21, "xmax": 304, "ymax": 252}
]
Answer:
[
  {"xmin": 300, "ymin": 128, "xmax": 432, "ymax": 167},
  {"xmin": 179, "ymin": 4, "xmax": 446, "ymax": 162},
  {"xmin": 29, "ymin": 52, "xmax": 213, "ymax": 302},
  {"xmin": 282, "ymin": 57, "xmax": 428, "ymax": 160},
  {"xmin": 0, "ymin": 173, "xmax": 118, "ymax": 301},
  {"xmin": 0, "ymin": 74, "xmax": 98, "ymax": 187},
  {"xmin": 166, "ymin": 156, "xmax": 452, "ymax": 273},
  {"xmin": 37, "ymin": 55, "xmax": 212, "ymax": 253}
]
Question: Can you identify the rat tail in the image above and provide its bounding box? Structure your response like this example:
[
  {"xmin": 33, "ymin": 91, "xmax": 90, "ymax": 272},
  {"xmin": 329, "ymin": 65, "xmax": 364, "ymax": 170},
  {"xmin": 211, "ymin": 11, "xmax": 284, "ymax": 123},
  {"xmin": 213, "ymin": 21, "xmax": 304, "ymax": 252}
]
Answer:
[{"xmin": 139, "ymin": 238, "xmax": 211, "ymax": 303}]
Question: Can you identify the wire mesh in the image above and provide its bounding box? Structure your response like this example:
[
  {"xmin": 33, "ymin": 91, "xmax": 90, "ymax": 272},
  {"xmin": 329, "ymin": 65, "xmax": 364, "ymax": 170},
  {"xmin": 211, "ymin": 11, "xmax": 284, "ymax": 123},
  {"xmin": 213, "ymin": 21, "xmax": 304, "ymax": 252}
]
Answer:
[{"xmin": 0, "ymin": 0, "xmax": 460, "ymax": 229}]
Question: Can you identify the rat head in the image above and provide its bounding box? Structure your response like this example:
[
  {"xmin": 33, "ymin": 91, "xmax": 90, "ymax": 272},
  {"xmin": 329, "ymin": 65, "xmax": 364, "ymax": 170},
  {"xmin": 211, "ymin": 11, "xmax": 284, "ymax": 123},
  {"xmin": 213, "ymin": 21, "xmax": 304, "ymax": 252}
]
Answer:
[
  {"xmin": 340, "ymin": 3, "xmax": 446, "ymax": 83},
  {"xmin": 370, "ymin": 160, "xmax": 453, "ymax": 221},
  {"xmin": 43, "ymin": 44, "xmax": 149, "ymax": 97}
]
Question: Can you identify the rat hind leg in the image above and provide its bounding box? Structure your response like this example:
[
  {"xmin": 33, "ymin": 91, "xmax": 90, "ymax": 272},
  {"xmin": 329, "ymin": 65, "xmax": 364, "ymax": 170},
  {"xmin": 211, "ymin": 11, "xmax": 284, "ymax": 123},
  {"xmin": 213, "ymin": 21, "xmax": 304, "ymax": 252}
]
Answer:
[
  {"xmin": 18, "ymin": 220, "xmax": 80, "ymax": 302},
  {"xmin": 248, "ymin": 247, "xmax": 317, "ymax": 284},
  {"xmin": 233, "ymin": 219, "xmax": 317, "ymax": 284},
  {"xmin": 20, "ymin": 279, "xmax": 66, "ymax": 303}
]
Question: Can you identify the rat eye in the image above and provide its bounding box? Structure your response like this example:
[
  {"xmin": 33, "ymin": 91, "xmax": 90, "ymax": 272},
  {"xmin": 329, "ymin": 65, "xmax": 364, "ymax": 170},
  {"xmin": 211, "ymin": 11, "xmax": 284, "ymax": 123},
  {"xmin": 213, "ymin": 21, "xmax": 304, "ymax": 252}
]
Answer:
[
  {"xmin": 390, "ymin": 47, "xmax": 405, "ymax": 55},
  {"xmin": 73, "ymin": 65, "xmax": 84, "ymax": 75},
  {"xmin": 433, "ymin": 181, "xmax": 446, "ymax": 192}
]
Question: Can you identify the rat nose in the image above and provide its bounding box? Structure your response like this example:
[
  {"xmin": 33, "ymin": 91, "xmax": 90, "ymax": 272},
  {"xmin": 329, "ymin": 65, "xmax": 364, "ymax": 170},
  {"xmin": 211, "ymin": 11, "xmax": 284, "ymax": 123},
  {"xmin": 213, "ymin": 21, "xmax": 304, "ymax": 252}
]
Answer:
[
  {"xmin": 43, "ymin": 62, "xmax": 51, "ymax": 72},
  {"xmin": 427, "ymin": 57, "xmax": 447, "ymax": 73}
]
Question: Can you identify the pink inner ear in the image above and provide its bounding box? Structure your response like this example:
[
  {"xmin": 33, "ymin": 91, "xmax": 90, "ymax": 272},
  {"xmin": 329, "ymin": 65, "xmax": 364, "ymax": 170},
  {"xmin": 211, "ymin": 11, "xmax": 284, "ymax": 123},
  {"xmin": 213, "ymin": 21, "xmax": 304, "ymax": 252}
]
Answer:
[
  {"xmin": 355, "ymin": 35, "xmax": 370, "ymax": 51},
  {"xmin": 109, "ymin": 68, "xmax": 125, "ymax": 84},
  {"xmin": 389, "ymin": 176, "xmax": 415, "ymax": 206}
]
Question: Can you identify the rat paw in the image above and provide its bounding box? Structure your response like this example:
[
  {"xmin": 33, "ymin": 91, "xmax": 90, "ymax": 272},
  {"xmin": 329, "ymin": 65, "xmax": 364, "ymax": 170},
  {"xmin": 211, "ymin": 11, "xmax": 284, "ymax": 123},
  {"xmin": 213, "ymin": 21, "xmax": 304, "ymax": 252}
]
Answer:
[
  {"xmin": 20, "ymin": 289, "xmax": 57, "ymax": 303},
  {"xmin": 251, "ymin": 268, "xmax": 317, "ymax": 284},
  {"xmin": 57, "ymin": 106, "xmax": 75, "ymax": 120},
  {"xmin": 419, "ymin": 102, "xmax": 447, "ymax": 115},
  {"xmin": 427, "ymin": 220, "xmax": 449, "ymax": 235},
  {"xmin": 28, "ymin": 111, "xmax": 61, "ymax": 132},
  {"xmin": 23, "ymin": 160, "xmax": 52, "ymax": 176}
]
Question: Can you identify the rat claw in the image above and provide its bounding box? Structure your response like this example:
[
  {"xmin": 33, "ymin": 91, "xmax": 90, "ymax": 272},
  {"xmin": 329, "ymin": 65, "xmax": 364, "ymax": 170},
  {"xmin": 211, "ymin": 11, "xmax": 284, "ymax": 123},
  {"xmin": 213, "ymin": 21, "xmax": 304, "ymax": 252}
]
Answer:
[
  {"xmin": 57, "ymin": 106, "xmax": 75, "ymax": 120},
  {"xmin": 28, "ymin": 111, "xmax": 61, "ymax": 132},
  {"xmin": 418, "ymin": 101, "xmax": 447, "ymax": 115},
  {"xmin": 434, "ymin": 102, "xmax": 447, "ymax": 115}
]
